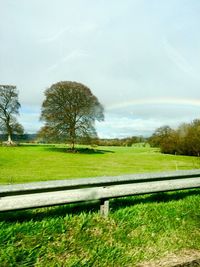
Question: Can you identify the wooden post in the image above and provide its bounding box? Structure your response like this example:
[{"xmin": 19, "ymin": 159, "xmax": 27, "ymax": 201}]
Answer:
[{"xmin": 100, "ymin": 199, "xmax": 109, "ymax": 217}]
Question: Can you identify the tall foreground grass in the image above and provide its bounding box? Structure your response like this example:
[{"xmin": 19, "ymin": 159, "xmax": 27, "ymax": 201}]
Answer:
[
  {"xmin": 0, "ymin": 145, "xmax": 200, "ymax": 266},
  {"xmin": 0, "ymin": 190, "xmax": 200, "ymax": 266}
]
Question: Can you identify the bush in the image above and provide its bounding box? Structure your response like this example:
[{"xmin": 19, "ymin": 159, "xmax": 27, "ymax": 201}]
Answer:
[{"xmin": 149, "ymin": 119, "xmax": 200, "ymax": 156}]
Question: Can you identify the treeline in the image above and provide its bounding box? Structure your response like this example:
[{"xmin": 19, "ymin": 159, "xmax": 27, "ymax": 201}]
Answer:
[
  {"xmin": 0, "ymin": 134, "xmax": 36, "ymax": 142},
  {"xmin": 37, "ymin": 134, "xmax": 146, "ymax": 147},
  {"xmin": 0, "ymin": 133, "xmax": 146, "ymax": 147},
  {"xmin": 94, "ymin": 136, "xmax": 146, "ymax": 146},
  {"xmin": 149, "ymin": 119, "xmax": 200, "ymax": 156}
]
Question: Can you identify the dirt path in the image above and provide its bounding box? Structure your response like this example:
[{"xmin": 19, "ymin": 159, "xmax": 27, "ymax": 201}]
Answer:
[{"xmin": 138, "ymin": 249, "xmax": 200, "ymax": 267}]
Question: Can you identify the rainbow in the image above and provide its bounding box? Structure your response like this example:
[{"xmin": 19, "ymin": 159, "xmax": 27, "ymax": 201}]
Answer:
[{"xmin": 106, "ymin": 97, "xmax": 200, "ymax": 110}]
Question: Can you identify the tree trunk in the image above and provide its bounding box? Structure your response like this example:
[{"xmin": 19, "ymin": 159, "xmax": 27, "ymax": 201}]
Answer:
[
  {"xmin": 71, "ymin": 140, "xmax": 75, "ymax": 151},
  {"xmin": 69, "ymin": 126, "xmax": 76, "ymax": 151},
  {"xmin": 7, "ymin": 133, "xmax": 12, "ymax": 144},
  {"xmin": 6, "ymin": 123, "xmax": 14, "ymax": 145}
]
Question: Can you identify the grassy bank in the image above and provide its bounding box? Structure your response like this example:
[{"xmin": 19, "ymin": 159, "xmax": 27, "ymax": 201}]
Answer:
[
  {"xmin": 0, "ymin": 144, "xmax": 200, "ymax": 184},
  {"xmin": 0, "ymin": 190, "xmax": 200, "ymax": 266}
]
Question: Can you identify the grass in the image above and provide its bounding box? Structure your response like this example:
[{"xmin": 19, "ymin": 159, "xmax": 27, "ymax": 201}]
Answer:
[
  {"xmin": 0, "ymin": 144, "xmax": 200, "ymax": 266},
  {"xmin": 0, "ymin": 190, "xmax": 200, "ymax": 266},
  {"xmin": 0, "ymin": 144, "xmax": 200, "ymax": 184}
]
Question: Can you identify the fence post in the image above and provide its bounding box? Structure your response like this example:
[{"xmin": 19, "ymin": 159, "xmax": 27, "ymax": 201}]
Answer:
[{"xmin": 100, "ymin": 199, "xmax": 109, "ymax": 217}]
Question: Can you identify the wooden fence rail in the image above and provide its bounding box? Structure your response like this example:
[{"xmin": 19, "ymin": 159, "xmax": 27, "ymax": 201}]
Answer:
[{"xmin": 1, "ymin": 170, "xmax": 200, "ymax": 216}]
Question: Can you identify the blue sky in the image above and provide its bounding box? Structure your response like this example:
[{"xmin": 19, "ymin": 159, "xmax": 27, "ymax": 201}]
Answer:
[{"xmin": 1, "ymin": 0, "xmax": 200, "ymax": 137}]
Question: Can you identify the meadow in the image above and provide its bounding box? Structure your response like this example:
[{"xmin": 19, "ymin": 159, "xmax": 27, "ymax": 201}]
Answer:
[
  {"xmin": 0, "ymin": 144, "xmax": 200, "ymax": 184},
  {"xmin": 0, "ymin": 144, "xmax": 200, "ymax": 266}
]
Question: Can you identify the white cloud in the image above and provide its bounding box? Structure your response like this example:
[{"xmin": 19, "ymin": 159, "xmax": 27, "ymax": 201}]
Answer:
[
  {"xmin": 96, "ymin": 108, "xmax": 200, "ymax": 139},
  {"xmin": 96, "ymin": 115, "xmax": 172, "ymax": 138}
]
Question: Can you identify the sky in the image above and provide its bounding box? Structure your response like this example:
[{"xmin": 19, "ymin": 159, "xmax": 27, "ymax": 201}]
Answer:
[{"xmin": 1, "ymin": 0, "xmax": 200, "ymax": 138}]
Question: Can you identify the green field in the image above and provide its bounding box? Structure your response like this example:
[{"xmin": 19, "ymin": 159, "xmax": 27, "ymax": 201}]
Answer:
[
  {"xmin": 0, "ymin": 145, "xmax": 200, "ymax": 266},
  {"xmin": 0, "ymin": 144, "xmax": 200, "ymax": 184}
]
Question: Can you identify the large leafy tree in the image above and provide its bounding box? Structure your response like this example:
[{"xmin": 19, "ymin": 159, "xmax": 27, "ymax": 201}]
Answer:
[
  {"xmin": 40, "ymin": 81, "xmax": 104, "ymax": 149},
  {"xmin": 0, "ymin": 85, "xmax": 24, "ymax": 144}
]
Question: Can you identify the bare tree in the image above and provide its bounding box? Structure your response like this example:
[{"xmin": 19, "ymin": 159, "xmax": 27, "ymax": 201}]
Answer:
[
  {"xmin": 0, "ymin": 85, "xmax": 24, "ymax": 144},
  {"xmin": 39, "ymin": 81, "xmax": 104, "ymax": 150}
]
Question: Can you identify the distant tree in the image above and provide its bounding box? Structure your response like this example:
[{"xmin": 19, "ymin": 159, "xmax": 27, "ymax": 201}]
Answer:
[
  {"xmin": 149, "ymin": 120, "xmax": 200, "ymax": 156},
  {"xmin": 149, "ymin": 125, "xmax": 173, "ymax": 147},
  {"xmin": 40, "ymin": 81, "xmax": 104, "ymax": 150},
  {"xmin": 0, "ymin": 85, "xmax": 24, "ymax": 144},
  {"xmin": 175, "ymin": 123, "xmax": 189, "ymax": 155},
  {"xmin": 159, "ymin": 130, "xmax": 179, "ymax": 154},
  {"xmin": 183, "ymin": 119, "xmax": 200, "ymax": 156}
]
